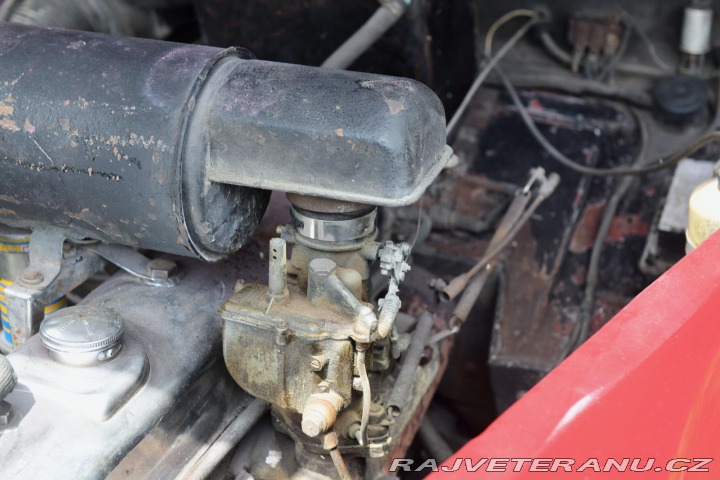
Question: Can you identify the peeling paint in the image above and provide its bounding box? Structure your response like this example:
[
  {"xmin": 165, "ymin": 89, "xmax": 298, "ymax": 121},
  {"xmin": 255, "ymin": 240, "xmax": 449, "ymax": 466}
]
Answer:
[
  {"xmin": 12, "ymin": 157, "xmax": 121, "ymax": 181},
  {"xmin": 359, "ymin": 79, "xmax": 414, "ymax": 115},
  {"xmin": 0, "ymin": 194, "xmax": 21, "ymax": 205},
  {"xmin": 0, "ymin": 118, "xmax": 19, "ymax": 132},
  {"xmin": 0, "ymin": 101, "xmax": 14, "ymax": 116}
]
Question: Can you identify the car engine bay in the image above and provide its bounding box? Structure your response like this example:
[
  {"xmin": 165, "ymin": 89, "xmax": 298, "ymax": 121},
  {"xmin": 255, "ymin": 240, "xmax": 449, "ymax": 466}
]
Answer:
[{"xmin": 0, "ymin": 0, "xmax": 719, "ymax": 478}]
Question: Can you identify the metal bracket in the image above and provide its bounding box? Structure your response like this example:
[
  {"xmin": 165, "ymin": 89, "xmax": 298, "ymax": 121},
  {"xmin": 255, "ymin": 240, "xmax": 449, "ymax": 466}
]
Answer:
[
  {"xmin": 5, "ymin": 229, "xmax": 105, "ymax": 348},
  {"xmin": 18, "ymin": 228, "xmax": 66, "ymax": 291},
  {"xmin": 88, "ymin": 244, "xmax": 178, "ymax": 287}
]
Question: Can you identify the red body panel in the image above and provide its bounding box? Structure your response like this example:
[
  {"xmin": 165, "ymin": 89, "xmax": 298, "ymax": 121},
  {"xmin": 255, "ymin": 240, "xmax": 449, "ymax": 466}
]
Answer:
[{"xmin": 429, "ymin": 231, "xmax": 720, "ymax": 478}]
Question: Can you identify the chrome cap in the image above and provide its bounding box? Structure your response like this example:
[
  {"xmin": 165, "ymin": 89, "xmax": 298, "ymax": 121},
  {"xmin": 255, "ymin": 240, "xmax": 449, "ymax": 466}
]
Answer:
[{"xmin": 40, "ymin": 306, "xmax": 124, "ymax": 367}]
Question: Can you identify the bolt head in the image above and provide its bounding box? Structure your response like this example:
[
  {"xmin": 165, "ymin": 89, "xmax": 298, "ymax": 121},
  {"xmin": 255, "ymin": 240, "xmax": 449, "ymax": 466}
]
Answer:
[
  {"xmin": 148, "ymin": 259, "xmax": 177, "ymax": 280},
  {"xmin": 19, "ymin": 269, "xmax": 43, "ymax": 286}
]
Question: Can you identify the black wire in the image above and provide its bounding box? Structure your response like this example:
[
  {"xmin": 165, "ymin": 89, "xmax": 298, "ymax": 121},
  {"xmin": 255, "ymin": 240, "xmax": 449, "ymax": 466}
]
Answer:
[
  {"xmin": 493, "ymin": 63, "xmax": 720, "ymax": 177},
  {"xmin": 597, "ymin": 19, "xmax": 632, "ymax": 82}
]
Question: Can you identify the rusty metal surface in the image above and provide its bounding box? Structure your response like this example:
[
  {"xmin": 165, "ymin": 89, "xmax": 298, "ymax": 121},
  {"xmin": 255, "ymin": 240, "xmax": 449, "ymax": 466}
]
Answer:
[
  {"xmin": 474, "ymin": 92, "xmax": 664, "ymax": 412},
  {"xmin": 410, "ymin": 90, "xmax": 665, "ymax": 419},
  {"xmin": 381, "ymin": 313, "xmax": 452, "ymax": 471}
]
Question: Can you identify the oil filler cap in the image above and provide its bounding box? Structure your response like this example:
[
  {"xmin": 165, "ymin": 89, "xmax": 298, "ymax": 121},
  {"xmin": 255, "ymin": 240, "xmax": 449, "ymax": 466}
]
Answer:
[{"xmin": 40, "ymin": 305, "xmax": 124, "ymax": 367}]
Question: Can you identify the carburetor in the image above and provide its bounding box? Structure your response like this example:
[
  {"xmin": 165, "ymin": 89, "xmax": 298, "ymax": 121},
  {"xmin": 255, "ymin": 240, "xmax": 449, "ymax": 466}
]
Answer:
[{"xmin": 222, "ymin": 195, "xmax": 415, "ymax": 455}]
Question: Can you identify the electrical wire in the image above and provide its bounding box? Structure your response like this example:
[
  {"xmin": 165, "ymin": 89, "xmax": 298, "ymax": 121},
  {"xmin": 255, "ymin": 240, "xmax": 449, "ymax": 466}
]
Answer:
[
  {"xmin": 494, "ymin": 63, "xmax": 720, "ymax": 176},
  {"xmin": 410, "ymin": 195, "xmax": 425, "ymax": 252},
  {"xmin": 484, "ymin": 9, "xmax": 537, "ymax": 58},
  {"xmin": 450, "ymin": 12, "xmax": 678, "ymax": 155},
  {"xmin": 444, "ymin": 10, "xmax": 718, "ymax": 352},
  {"xmin": 539, "ymin": 30, "xmax": 668, "ymax": 80},
  {"xmin": 538, "ymin": 30, "xmax": 573, "ymax": 65},
  {"xmin": 568, "ymin": 74, "xmax": 720, "ymax": 354},
  {"xmin": 538, "ymin": 19, "xmax": 671, "ymax": 78},
  {"xmin": 355, "ymin": 348, "xmax": 371, "ymax": 447},
  {"xmin": 597, "ymin": 18, "xmax": 633, "ymax": 81},
  {"xmin": 446, "ymin": 13, "xmax": 541, "ymax": 137},
  {"xmin": 619, "ymin": 10, "xmax": 674, "ymax": 73},
  {"xmin": 566, "ymin": 111, "xmax": 649, "ymax": 355}
]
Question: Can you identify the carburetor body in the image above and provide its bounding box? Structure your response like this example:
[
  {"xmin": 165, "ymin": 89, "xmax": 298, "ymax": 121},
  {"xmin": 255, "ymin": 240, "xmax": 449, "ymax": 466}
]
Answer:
[{"xmin": 222, "ymin": 199, "xmax": 415, "ymax": 456}]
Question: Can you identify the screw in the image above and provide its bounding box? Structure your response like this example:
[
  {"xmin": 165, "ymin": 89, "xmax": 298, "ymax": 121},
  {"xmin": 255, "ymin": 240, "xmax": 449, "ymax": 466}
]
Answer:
[
  {"xmin": 310, "ymin": 355, "xmax": 328, "ymax": 372},
  {"xmin": 19, "ymin": 269, "xmax": 43, "ymax": 286},
  {"xmin": 148, "ymin": 258, "xmax": 177, "ymax": 280}
]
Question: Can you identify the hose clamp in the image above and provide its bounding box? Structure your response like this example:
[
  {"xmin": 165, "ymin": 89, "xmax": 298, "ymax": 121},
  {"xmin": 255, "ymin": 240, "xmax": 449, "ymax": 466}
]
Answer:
[{"xmin": 291, "ymin": 207, "xmax": 376, "ymax": 243}]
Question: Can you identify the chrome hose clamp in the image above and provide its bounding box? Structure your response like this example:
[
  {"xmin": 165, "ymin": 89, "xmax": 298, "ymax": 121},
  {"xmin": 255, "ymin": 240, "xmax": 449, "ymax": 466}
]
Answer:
[{"xmin": 290, "ymin": 206, "xmax": 376, "ymax": 243}]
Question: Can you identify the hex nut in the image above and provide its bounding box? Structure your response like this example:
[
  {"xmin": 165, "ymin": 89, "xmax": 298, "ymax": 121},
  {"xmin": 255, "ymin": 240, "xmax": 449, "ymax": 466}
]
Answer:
[{"xmin": 148, "ymin": 259, "xmax": 177, "ymax": 280}]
